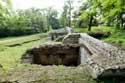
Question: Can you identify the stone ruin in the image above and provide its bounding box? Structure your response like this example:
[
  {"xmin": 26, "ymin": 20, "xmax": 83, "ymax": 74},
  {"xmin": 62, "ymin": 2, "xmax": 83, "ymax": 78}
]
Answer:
[
  {"xmin": 48, "ymin": 27, "xmax": 73, "ymax": 41},
  {"xmin": 22, "ymin": 33, "xmax": 125, "ymax": 79},
  {"xmin": 22, "ymin": 33, "xmax": 80, "ymax": 66},
  {"xmin": 22, "ymin": 44, "xmax": 80, "ymax": 66}
]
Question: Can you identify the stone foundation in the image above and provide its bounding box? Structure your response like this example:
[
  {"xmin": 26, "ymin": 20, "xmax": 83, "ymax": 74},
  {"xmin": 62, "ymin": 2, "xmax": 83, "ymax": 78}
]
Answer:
[
  {"xmin": 63, "ymin": 33, "xmax": 80, "ymax": 44},
  {"xmin": 22, "ymin": 33, "xmax": 125, "ymax": 79},
  {"xmin": 22, "ymin": 44, "xmax": 80, "ymax": 66}
]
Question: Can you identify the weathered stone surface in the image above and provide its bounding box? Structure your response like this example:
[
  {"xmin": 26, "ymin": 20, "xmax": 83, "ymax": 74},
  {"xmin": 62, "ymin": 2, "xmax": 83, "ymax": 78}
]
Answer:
[
  {"xmin": 63, "ymin": 33, "xmax": 80, "ymax": 44},
  {"xmin": 22, "ymin": 44, "xmax": 80, "ymax": 66},
  {"xmin": 79, "ymin": 33, "xmax": 125, "ymax": 79},
  {"xmin": 62, "ymin": 33, "xmax": 125, "ymax": 78},
  {"xmin": 49, "ymin": 27, "xmax": 73, "ymax": 41}
]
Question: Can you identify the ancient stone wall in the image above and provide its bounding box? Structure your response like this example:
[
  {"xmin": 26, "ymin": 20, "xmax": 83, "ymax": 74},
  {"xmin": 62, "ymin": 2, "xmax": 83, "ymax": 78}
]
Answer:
[
  {"xmin": 63, "ymin": 33, "xmax": 80, "ymax": 44},
  {"xmin": 22, "ymin": 44, "xmax": 80, "ymax": 66},
  {"xmin": 79, "ymin": 33, "xmax": 125, "ymax": 79}
]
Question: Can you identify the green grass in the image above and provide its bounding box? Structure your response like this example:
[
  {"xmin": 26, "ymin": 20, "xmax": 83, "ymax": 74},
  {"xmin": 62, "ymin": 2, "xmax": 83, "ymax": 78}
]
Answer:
[
  {"xmin": 0, "ymin": 33, "xmax": 47, "ymax": 46},
  {"xmin": 0, "ymin": 33, "xmax": 47, "ymax": 72},
  {"xmin": 103, "ymin": 30, "xmax": 125, "ymax": 49},
  {"xmin": 74, "ymin": 26, "xmax": 114, "ymax": 33}
]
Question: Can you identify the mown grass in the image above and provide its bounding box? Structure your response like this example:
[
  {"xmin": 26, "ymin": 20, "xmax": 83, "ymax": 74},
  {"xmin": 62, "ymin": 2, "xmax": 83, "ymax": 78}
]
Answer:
[
  {"xmin": 0, "ymin": 33, "xmax": 47, "ymax": 73},
  {"xmin": 0, "ymin": 33, "xmax": 46, "ymax": 46},
  {"xmin": 74, "ymin": 26, "xmax": 114, "ymax": 33}
]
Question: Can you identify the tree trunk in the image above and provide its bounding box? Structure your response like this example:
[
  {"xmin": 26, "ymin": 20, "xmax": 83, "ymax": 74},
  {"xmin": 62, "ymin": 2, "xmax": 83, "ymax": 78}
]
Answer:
[
  {"xmin": 88, "ymin": 15, "xmax": 93, "ymax": 31},
  {"xmin": 68, "ymin": 1, "xmax": 72, "ymax": 27}
]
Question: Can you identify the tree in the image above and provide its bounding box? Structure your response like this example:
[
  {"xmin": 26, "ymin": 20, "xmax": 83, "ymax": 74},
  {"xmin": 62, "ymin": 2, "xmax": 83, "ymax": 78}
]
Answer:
[
  {"xmin": 66, "ymin": 0, "xmax": 73, "ymax": 27},
  {"xmin": 76, "ymin": 0, "xmax": 125, "ymax": 31},
  {"xmin": 45, "ymin": 8, "xmax": 60, "ymax": 29},
  {"xmin": 60, "ymin": 4, "xmax": 69, "ymax": 27},
  {"xmin": 60, "ymin": 0, "xmax": 73, "ymax": 27},
  {"xmin": 90, "ymin": 0, "xmax": 125, "ymax": 29},
  {"xmin": 76, "ymin": 0, "xmax": 97, "ymax": 31},
  {"xmin": 16, "ymin": 8, "xmax": 49, "ymax": 32}
]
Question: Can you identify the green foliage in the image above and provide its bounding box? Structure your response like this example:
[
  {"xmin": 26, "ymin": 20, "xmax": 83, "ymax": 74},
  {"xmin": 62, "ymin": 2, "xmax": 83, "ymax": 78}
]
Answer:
[
  {"xmin": 92, "ymin": 0, "xmax": 125, "ymax": 28},
  {"xmin": 80, "ymin": 10, "xmax": 89, "ymax": 20},
  {"xmin": 75, "ymin": 0, "xmax": 125, "ymax": 30},
  {"xmin": 59, "ymin": 16, "xmax": 68, "ymax": 28},
  {"xmin": 0, "ymin": 0, "xmax": 62, "ymax": 37},
  {"xmin": 79, "ymin": 10, "xmax": 89, "ymax": 28},
  {"xmin": 74, "ymin": 26, "xmax": 114, "ymax": 33},
  {"xmin": 75, "ymin": 0, "xmax": 98, "ymax": 30},
  {"xmin": 104, "ymin": 30, "xmax": 125, "ymax": 49},
  {"xmin": 47, "ymin": 8, "xmax": 61, "ymax": 29},
  {"xmin": 60, "ymin": 0, "xmax": 73, "ymax": 27}
]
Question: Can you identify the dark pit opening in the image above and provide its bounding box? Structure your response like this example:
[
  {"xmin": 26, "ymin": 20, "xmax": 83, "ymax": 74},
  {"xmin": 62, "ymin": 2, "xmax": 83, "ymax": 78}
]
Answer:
[{"xmin": 22, "ymin": 44, "xmax": 80, "ymax": 66}]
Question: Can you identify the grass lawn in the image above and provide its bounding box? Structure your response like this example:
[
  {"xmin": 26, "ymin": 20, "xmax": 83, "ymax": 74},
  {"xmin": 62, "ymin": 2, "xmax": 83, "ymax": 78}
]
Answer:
[
  {"xmin": 74, "ymin": 26, "xmax": 114, "ymax": 33},
  {"xmin": 0, "ymin": 33, "xmax": 47, "ymax": 72},
  {"xmin": 103, "ymin": 30, "xmax": 125, "ymax": 49},
  {"xmin": 0, "ymin": 33, "xmax": 47, "ymax": 47}
]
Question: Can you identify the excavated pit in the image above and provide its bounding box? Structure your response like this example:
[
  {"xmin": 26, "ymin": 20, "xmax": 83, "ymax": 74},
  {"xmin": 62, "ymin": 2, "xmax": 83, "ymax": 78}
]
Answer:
[{"xmin": 22, "ymin": 44, "xmax": 80, "ymax": 66}]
